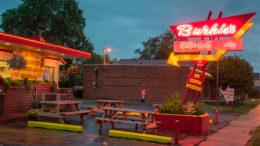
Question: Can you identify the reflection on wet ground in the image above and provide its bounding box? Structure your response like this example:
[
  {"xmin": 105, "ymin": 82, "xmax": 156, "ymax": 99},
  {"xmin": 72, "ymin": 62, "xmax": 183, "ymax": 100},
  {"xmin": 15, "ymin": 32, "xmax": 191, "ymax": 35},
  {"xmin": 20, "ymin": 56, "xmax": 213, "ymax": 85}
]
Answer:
[{"xmin": 0, "ymin": 102, "xmax": 240, "ymax": 145}]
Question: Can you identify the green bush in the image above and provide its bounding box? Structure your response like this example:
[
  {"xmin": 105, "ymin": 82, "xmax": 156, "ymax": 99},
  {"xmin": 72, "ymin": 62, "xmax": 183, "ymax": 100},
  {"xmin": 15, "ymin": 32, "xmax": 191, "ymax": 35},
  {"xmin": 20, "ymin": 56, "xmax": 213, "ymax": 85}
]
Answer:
[
  {"xmin": 3, "ymin": 79, "xmax": 10, "ymax": 90},
  {"xmin": 249, "ymin": 88, "xmax": 260, "ymax": 98},
  {"xmin": 158, "ymin": 92, "xmax": 205, "ymax": 115},
  {"xmin": 74, "ymin": 89, "xmax": 83, "ymax": 98},
  {"xmin": 50, "ymin": 81, "xmax": 57, "ymax": 91},
  {"xmin": 3, "ymin": 78, "xmax": 24, "ymax": 90}
]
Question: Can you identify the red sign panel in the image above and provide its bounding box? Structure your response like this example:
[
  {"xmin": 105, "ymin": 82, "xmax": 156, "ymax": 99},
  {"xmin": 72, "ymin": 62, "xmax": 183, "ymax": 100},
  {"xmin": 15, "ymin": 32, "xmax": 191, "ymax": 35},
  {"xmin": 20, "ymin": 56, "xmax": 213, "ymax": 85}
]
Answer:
[
  {"xmin": 195, "ymin": 61, "xmax": 208, "ymax": 70},
  {"xmin": 174, "ymin": 39, "xmax": 243, "ymax": 52},
  {"xmin": 186, "ymin": 72, "xmax": 205, "ymax": 92},
  {"xmin": 140, "ymin": 89, "xmax": 147, "ymax": 96},
  {"xmin": 170, "ymin": 13, "xmax": 255, "ymax": 38}
]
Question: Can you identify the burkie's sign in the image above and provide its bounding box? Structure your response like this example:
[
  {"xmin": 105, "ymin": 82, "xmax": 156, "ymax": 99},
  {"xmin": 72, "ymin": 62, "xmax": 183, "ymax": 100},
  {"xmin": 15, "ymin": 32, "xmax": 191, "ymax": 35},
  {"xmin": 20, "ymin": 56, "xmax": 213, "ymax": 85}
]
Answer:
[{"xmin": 170, "ymin": 13, "xmax": 255, "ymax": 38}]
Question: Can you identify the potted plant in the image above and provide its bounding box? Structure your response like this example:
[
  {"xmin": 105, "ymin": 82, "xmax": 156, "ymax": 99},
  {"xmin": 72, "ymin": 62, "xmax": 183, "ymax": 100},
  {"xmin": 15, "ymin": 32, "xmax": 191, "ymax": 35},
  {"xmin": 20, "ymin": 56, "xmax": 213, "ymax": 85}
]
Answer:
[
  {"xmin": 26, "ymin": 109, "xmax": 39, "ymax": 120},
  {"xmin": 7, "ymin": 55, "xmax": 27, "ymax": 70},
  {"xmin": 155, "ymin": 92, "xmax": 211, "ymax": 135}
]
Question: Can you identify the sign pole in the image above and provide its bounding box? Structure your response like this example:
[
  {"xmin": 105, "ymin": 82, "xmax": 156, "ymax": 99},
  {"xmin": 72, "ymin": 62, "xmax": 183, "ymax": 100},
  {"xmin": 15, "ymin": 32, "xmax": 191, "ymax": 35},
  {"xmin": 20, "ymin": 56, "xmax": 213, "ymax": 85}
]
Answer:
[
  {"xmin": 183, "ymin": 11, "xmax": 212, "ymax": 105},
  {"xmin": 216, "ymin": 11, "xmax": 222, "ymax": 105}
]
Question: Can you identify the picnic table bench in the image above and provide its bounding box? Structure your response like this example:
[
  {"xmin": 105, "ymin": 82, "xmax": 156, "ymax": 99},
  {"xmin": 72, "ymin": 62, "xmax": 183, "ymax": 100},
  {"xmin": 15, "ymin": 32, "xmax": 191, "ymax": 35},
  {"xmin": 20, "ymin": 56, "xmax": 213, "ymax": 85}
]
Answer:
[
  {"xmin": 39, "ymin": 100, "xmax": 90, "ymax": 123},
  {"xmin": 96, "ymin": 107, "xmax": 160, "ymax": 134},
  {"xmin": 88, "ymin": 100, "xmax": 125, "ymax": 113}
]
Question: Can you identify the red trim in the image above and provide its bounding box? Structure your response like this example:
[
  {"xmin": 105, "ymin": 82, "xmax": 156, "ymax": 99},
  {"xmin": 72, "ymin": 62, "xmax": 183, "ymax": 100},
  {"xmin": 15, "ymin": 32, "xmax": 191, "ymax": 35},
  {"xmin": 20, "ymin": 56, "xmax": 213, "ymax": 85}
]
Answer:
[
  {"xmin": 45, "ymin": 56, "xmax": 67, "ymax": 65},
  {"xmin": 0, "ymin": 48, "xmax": 12, "ymax": 53},
  {"xmin": 0, "ymin": 32, "xmax": 91, "ymax": 59},
  {"xmin": 60, "ymin": 58, "xmax": 67, "ymax": 65}
]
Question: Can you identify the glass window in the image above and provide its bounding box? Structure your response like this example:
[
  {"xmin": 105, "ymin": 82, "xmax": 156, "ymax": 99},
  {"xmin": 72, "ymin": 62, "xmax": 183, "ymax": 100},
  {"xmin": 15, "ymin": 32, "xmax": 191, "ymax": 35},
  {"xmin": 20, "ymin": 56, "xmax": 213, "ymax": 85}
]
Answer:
[
  {"xmin": 0, "ymin": 60, "xmax": 11, "ymax": 78},
  {"xmin": 43, "ymin": 66, "xmax": 55, "ymax": 82}
]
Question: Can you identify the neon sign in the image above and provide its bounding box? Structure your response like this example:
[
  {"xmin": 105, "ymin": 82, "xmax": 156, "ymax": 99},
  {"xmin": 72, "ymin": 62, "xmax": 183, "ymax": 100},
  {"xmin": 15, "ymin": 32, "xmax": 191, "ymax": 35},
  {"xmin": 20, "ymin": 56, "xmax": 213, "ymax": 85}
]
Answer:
[
  {"xmin": 167, "ymin": 50, "xmax": 227, "ymax": 67},
  {"xmin": 174, "ymin": 39, "xmax": 243, "ymax": 52},
  {"xmin": 170, "ymin": 12, "xmax": 255, "ymax": 38},
  {"xmin": 168, "ymin": 11, "xmax": 255, "ymax": 105},
  {"xmin": 177, "ymin": 23, "xmax": 236, "ymax": 37}
]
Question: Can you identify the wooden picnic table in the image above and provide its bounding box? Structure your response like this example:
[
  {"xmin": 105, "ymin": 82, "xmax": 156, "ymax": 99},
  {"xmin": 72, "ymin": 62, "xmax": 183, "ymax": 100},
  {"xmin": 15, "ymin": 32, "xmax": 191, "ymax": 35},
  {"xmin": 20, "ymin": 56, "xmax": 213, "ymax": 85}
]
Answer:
[
  {"xmin": 96, "ymin": 107, "xmax": 159, "ymax": 134},
  {"xmin": 39, "ymin": 100, "xmax": 90, "ymax": 124}
]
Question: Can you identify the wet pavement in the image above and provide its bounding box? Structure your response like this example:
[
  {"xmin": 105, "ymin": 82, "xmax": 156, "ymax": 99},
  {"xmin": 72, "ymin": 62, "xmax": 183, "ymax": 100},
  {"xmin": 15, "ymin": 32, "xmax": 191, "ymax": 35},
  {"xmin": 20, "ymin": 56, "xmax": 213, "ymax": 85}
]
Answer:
[
  {"xmin": 0, "ymin": 102, "xmax": 240, "ymax": 145},
  {"xmin": 200, "ymin": 105, "xmax": 260, "ymax": 146}
]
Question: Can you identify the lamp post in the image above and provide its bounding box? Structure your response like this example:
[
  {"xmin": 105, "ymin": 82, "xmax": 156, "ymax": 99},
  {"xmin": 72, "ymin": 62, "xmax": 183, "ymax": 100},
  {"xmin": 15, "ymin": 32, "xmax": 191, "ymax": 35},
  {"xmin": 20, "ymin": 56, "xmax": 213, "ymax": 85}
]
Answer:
[{"xmin": 103, "ymin": 48, "xmax": 111, "ymax": 65}]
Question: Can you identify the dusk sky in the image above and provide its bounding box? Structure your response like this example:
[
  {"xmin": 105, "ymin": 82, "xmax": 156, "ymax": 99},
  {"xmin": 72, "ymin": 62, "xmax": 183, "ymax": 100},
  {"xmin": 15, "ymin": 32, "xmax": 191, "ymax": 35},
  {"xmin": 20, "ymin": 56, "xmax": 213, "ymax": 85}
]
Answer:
[{"xmin": 0, "ymin": 0, "xmax": 259, "ymax": 72}]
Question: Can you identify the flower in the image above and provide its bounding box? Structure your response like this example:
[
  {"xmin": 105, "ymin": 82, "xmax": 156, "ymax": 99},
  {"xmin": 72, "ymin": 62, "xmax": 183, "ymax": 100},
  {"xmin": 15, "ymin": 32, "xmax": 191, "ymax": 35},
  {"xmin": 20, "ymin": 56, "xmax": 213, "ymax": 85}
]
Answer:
[{"xmin": 27, "ymin": 109, "xmax": 39, "ymax": 118}]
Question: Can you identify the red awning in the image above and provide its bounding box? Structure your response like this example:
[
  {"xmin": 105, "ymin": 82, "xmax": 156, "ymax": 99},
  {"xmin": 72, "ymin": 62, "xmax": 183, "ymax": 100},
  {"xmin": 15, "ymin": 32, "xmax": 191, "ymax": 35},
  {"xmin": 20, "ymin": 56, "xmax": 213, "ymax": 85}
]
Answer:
[{"xmin": 0, "ymin": 32, "xmax": 91, "ymax": 59}]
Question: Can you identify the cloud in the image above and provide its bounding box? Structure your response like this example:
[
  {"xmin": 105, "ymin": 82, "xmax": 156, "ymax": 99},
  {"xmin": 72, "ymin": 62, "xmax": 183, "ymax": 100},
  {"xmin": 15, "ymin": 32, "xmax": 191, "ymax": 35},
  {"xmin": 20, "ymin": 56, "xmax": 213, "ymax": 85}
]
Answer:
[
  {"xmin": 0, "ymin": 0, "xmax": 259, "ymax": 72},
  {"xmin": 78, "ymin": 0, "xmax": 260, "ymax": 72}
]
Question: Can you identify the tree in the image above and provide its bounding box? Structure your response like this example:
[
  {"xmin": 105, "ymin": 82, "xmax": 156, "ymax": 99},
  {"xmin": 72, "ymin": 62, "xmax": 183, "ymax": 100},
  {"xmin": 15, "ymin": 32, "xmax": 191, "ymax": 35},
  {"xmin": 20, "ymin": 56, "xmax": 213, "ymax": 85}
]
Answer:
[
  {"xmin": 134, "ymin": 30, "xmax": 185, "ymax": 59},
  {"xmin": 0, "ymin": 0, "xmax": 93, "ymax": 53},
  {"xmin": 83, "ymin": 53, "xmax": 118, "ymax": 64},
  {"xmin": 208, "ymin": 55, "xmax": 254, "ymax": 95}
]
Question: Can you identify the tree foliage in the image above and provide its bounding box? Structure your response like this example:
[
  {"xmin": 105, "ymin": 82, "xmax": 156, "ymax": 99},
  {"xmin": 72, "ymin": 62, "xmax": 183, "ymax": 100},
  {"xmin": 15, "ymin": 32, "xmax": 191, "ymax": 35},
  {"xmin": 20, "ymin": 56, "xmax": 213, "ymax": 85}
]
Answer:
[
  {"xmin": 134, "ymin": 30, "xmax": 185, "ymax": 59},
  {"xmin": 208, "ymin": 55, "xmax": 254, "ymax": 95},
  {"xmin": 0, "ymin": 0, "xmax": 93, "ymax": 53},
  {"xmin": 83, "ymin": 53, "xmax": 118, "ymax": 64}
]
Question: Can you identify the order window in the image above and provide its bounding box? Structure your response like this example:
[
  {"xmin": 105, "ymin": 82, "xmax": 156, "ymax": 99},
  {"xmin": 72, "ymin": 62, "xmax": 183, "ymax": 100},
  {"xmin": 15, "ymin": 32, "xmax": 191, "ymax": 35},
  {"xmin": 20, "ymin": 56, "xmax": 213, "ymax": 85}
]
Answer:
[
  {"xmin": 43, "ymin": 66, "xmax": 55, "ymax": 82},
  {"xmin": 0, "ymin": 60, "xmax": 11, "ymax": 78}
]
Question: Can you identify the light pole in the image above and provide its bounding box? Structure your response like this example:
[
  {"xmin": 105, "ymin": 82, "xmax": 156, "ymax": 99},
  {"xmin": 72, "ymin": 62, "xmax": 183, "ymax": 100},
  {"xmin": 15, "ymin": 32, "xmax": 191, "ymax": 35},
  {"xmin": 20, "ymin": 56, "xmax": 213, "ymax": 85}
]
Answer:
[{"xmin": 103, "ymin": 48, "xmax": 111, "ymax": 65}]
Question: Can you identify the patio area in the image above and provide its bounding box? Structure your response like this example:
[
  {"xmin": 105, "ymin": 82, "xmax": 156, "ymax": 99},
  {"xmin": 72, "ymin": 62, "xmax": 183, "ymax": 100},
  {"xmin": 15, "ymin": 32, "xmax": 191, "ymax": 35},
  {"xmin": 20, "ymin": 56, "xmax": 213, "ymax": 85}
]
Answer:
[{"xmin": 0, "ymin": 101, "xmax": 240, "ymax": 145}]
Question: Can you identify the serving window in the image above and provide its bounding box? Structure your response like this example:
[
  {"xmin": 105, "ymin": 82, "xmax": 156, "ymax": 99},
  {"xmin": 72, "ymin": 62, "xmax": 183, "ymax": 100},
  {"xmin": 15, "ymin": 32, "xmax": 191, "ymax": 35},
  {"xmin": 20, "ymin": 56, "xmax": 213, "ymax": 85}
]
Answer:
[{"xmin": 43, "ymin": 66, "xmax": 55, "ymax": 82}]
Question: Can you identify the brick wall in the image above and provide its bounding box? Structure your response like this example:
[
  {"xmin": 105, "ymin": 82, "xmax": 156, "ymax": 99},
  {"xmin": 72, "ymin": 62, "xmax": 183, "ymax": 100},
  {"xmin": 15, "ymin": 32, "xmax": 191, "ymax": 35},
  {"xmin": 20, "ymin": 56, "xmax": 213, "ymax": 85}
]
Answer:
[
  {"xmin": 3, "ymin": 87, "xmax": 73, "ymax": 115},
  {"xmin": 3, "ymin": 88, "xmax": 33, "ymax": 114},
  {"xmin": 83, "ymin": 65, "xmax": 215, "ymax": 102}
]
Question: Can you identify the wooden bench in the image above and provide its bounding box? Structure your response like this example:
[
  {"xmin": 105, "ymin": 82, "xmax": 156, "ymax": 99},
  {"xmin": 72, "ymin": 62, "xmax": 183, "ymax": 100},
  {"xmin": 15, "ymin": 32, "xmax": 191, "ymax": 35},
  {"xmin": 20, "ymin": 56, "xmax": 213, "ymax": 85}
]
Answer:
[
  {"xmin": 96, "ymin": 107, "xmax": 159, "ymax": 133},
  {"xmin": 96, "ymin": 117, "xmax": 159, "ymax": 133},
  {"xmin": 61, "ymin": 110, "xmax": 91, "ymax": 116}
]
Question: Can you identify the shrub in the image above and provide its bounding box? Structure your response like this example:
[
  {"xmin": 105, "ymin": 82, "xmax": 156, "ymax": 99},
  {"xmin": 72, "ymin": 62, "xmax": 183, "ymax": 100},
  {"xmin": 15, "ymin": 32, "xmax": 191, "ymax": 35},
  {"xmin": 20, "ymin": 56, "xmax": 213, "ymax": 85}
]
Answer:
[
  {"xmin": 50, "ymin": 81, "xmax": 57, "ymax": 91},
  {"xmin": 31, "ymin": 98, "xmax": 41, "ymax": 109},
  {"xmin": 158, "ymin": 92, "xmax": 205, "ymax": 115},
  {"xmin": 74, "ymin": 89, "xmax": 83, "ymax": 98},
  {"xmin": 0, "ymin": 76, "xmax": 4, "ymax": 84},
  {"xmin": 3, "ymin": 79, "xmax": 10, "ymax": 90},
  {"xmin": 158, "ymin": 92, "xmax": 187, "ymax": 114},
  {"xmin": 249, "ymin": 88, "xmax": 260, "ymax": 98}
]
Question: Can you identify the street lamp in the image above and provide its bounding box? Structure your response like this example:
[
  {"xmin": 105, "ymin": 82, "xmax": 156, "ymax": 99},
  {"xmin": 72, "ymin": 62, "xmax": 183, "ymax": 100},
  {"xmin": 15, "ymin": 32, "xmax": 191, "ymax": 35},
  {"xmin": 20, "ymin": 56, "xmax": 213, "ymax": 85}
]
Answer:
[{"xmin": 103, "ymin": 48, "xmax": 111, "ymax": 65}]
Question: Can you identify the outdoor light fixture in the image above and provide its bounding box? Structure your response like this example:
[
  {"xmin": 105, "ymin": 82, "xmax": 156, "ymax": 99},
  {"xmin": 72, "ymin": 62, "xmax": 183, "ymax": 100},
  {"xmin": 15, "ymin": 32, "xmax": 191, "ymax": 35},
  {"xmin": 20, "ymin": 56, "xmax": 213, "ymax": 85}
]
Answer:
[{"xmin": 103, "ymin": 47, "xmax": 112, "ymax": 65}]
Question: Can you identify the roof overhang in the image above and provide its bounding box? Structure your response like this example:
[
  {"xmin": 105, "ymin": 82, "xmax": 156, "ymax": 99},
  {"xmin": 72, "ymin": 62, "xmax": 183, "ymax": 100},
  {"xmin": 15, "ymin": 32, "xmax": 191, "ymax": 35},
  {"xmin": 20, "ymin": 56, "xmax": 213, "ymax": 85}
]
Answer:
[{"xmin": 0, "ymin": 32, "xmax": 91, "ymax": 59}]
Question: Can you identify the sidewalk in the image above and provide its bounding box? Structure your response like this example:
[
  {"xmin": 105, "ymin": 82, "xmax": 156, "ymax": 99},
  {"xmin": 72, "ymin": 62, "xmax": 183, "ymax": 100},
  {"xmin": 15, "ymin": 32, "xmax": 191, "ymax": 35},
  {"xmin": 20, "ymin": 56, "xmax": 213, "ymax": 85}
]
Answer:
[{"xmin": 199, "ymin": 105, "xmax": 260, "ymax": 146}]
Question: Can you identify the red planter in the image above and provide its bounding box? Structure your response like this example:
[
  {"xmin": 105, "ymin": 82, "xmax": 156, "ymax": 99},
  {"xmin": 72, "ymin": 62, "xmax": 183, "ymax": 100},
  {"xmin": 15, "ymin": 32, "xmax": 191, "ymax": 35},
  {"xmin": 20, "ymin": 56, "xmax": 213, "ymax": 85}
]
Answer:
[
  {"xmin": 155, "ymin": 113, "xmax": 211, "ymax": 135},
  {"xmin": 36, "ymin": 84, "xmax": 51, "ymax": 88}
]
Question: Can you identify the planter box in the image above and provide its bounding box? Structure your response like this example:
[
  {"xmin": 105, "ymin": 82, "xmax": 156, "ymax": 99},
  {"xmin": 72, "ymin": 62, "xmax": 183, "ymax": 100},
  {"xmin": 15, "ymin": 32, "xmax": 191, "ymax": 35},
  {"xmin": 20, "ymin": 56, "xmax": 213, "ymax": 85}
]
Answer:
[
  {"xmin": 155, "ymin": 113, "xmax": 210, "ymax": 135},
  {"xmin": 36, "ymin": 84, "xmax": 51, "ymax": 89}
]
